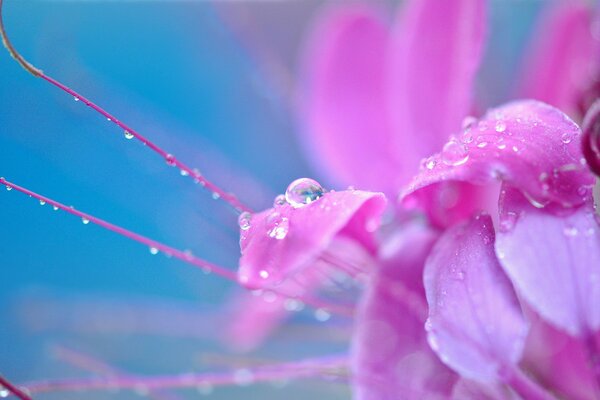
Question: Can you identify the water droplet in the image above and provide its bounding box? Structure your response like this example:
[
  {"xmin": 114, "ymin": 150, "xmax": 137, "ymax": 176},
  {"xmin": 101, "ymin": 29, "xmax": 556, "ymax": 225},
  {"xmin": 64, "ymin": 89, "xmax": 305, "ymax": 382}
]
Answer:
[
  {"xmin": 5, "ymin": 186, "xmax": 12, "ymax": 191},
  {"xmin": 124, "ymin": 130, "xmax": 134, "ymax": 140},
  {"xmin": 563, "ymin": 226, "xmax": 579, "ymax": 237},
  {"xmin": 259, "ymin": 270, "xmax": 269, "ymax": 279},
  {"xmin": 497, "ymin": 143, "xmax": 507, "ymax": 150},
  {"xmin": 512, "ymin": 145, "xmax": 519, "ymax": 152},
  {"xmin": 0, "ymin": 388, "xmax": 8, "ymax": 398},
  {"xmin": 73, "ymin": 96, "xmax": 80, "ymax": 102},
  {"xmin": 82, "ymin": 217, "xmax": 90, "ymax": 225},
  {"xmin": 495, "ymin": 121, "xmax": 507, "ymax": 133},
  {"xmin": 39, "ymin": 200, "xmax": 46, "ymax": 206},
  {"xmin": 53, "ymin": 205, "xmax": 59, "ymax": 211},
  {"xmin": 500, "ymin": 212, "xmax": 518, "ymax": 232},
  {"xmin": 285, "ymin": 178, "xmax": 324, "ymax": 208},
  {"xmin": 462, "ymin": 116, "xmax": 477, "ymax": 130},
  {"xmin": 234, "ymin": 369, "xmax": 254, "ymax": 386},
  {"xmin": 238, "ymin": 212, "xmax": 252, "ymax": 230},
  {"xmin": 273, "ymin": 194, "xmax": 286, "ymax": 207},
  {"xmin": 212, "ymin": 192, "xmax": 221, "ymax": 200},
  {"xmin": 477, "ymin": 141, "xmax": 488, "ymax": 148},
  {"xmin": 149, "ymin": 247, "xmax": 159, "ymax": 255},
  {"xmin": 284, "ymin": 298, "xmax": 304, "ymax": 312},
  {"xmin": 441, "ymin": 140, "xmax": 469, "ymax": 166},
  {"xmin": 314, "ymin": 308, "xmax": 331, "ymax": 322},
  {"xmin": 165, "ymin": 154, "xmax": 176, "ymax": 166},
  {"xmin": 561, "ymin": 132, "xmax": 573, "ymax": 144},
  {"xmin": 267, "ymin": 215, "xmax": 289, "ymax": 240},
  {"xmin": 577, "ymin": 186, "xmax": 588, "ymax": 197},
  {"xmin": 180, "ymin": 169, "xmax": 189, "ymax": 177},
  {"xmin": 423, "ymin": 158, "xmax": 437, "ymax": 170},
  {"xmin": 107, "ymin": 117, "xmax": 112, "ymax": 122}
]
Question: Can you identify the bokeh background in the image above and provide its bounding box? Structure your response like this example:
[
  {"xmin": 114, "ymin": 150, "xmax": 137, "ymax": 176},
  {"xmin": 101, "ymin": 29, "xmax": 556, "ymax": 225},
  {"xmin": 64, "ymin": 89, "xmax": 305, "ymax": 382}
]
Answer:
[{"xmin": 0, "ymin": 0, "xmax": 545, "ymax": 398}]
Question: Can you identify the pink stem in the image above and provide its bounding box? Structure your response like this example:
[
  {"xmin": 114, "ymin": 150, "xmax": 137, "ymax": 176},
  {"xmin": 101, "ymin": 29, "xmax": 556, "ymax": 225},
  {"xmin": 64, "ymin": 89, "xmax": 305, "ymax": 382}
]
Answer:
[
  {"xmin": 39, "ymin": 74, "xmax": 250, "ymax": 213},
  {"xmin": 582, "ymin": 98, "xmax": 600, "ymax": 177},
  {"xmin": 0, "ymin": 374, "xmax": 32, "ymax": 400},
  {"xmin": 24, "ymin": 356, "xmax": 348, "ymax": 394},
  {"xmin": 0, "ymin": 177, "xmax": 237, "ymax": 282}
]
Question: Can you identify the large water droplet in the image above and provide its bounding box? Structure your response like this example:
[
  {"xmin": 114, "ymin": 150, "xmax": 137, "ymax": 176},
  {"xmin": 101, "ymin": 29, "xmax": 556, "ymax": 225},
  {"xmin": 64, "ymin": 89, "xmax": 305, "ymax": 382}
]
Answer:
[
  {"xmin": 285, "ymin": 178, "xmax": 324, "ymax": 208},
  {"xmin": 441, "ymin": 140, "xmax": 469, "ymax": 166},
  {"xmin": 238, "ymin": 211, "xmax": 252, "ymax": 230},
  {"xmin": 149, "ymin": 247, "xmax": 159, "ymax": 255}
]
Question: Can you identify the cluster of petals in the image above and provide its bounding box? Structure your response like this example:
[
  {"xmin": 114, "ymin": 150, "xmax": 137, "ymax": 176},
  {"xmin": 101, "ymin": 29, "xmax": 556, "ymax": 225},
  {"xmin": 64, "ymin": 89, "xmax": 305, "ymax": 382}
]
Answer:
[{"xmin": 234, "ymin": 0, "xmax": 600, "ymax": 399}]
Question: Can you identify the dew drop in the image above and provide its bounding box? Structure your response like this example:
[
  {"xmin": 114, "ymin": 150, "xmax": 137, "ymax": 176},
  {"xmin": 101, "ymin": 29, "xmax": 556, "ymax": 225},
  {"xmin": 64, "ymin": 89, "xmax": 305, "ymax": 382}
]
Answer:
[
  {"xmin": 124, "ymin": 130, "xmax": 134, "ymax": 140},
  {"xmin": 273, "ymin": 194, "xmax": 286, "ymax": 207},
  {"xmin": 423, "ymin": 157, "xmax": 437, "ymax": 170},
  {"xmin": 0, "ymin": 389, "xmax": 8, "ymax": 398},
  {"xmin": 495, "ymin": 121, "xmax": 507, "ymax": 133},
  {"xmin": 238, "ymin": 211, "xmax": 252, "ymax": 230},
  {"xmin": 314, "ymin": 308, "xmax": 331, "ymax": 322},
  {"xmin": 149, "ymin": 247, "xmax": 159, "ymax": 255},
  {"xmin": 73, "ymin": 96, "xmax": 80, "ymax": 102},
  {"xmin": 180, "ymin": 169, "xmax": 189, "ymax": 177},
  {"xmin": 107, "ymin": 117, "xmax": 112, "ymax": 122},
  {"xmin": 577, "ymin": 186, "xmax": 588, "ymax": 197},
  {"xmin": 563, "ymin": 227, "xmax": 579, "ymax": 237},
  {"xmin": 211, "ymin": 192, "xmax": 221, "ymax": 200},
  {"xmin": 476, "ymin": 141, "xmax": 488, "ymax": 148},
  {"xmin": 462, "ymin": 116, "xmax": 477, "ymax": 130},
  {"xmin": 82, "ymin": 217, "xmax": 90, "ymax": 225},
  {"xmin": 53, "ymin": 205, "xmax": 59, "ymax": 211},
  {"xmin": 500, "ymin": 212, "xmax": 518, "ymax": 232},
  {"xmin": 5, "ymin": 186, "xmax": 12, "ymax": 191},
  {"xmin": 561, "ymin": 132, "xmax": 573, "ymax": 144},
  {"xmin": 165, "ymin": 154, "xmax": 176, "ymax": 166},
  {"xmin": 285, "ymin": 178, "xmax": 324, "ymax": 208},
  {"xmin": 441, "ymin": 140, "xmax": 469, "ymax": 166},
  {"xmin": 267, "ymin": 216, "xmax": 289, "ymax": 240},
  {"xmin": 497, "ymin": 143, "xmax": 507, "ymax": 150},
  {"xmin": 259, "ymin": 270, "xmax": 270, "ymax": 279},
  {"xmin": 39, "ymin": 200, "xmax": 46, "ymax": 206}
]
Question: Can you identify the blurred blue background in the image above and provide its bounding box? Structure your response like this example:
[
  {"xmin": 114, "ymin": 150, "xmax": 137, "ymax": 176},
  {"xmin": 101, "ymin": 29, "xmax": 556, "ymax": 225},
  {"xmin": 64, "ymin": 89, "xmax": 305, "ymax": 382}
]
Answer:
[{"xmin": 0, "ymin": 0, "xmax": 543, "ymax": 398}]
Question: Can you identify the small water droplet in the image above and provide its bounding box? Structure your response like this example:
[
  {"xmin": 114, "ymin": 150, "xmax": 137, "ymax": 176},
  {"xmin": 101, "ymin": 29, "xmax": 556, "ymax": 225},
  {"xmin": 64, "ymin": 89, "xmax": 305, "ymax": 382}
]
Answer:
[
  {"xmin": 314, "ymin": 308, "xmax": 331, "ymax": 322},
  {"xmin": 424, "ymin": 158, "xmax": 437, "ymax": 170},
  {"xmin": 267, "ymin": 216, "xmax": 289, "ymax": 240},
  {"xmin": 273, "ymin": 194, "xmax": 286, "ymax": 207},
  {"xmin": 285, "ymin": 178, "xmax": 324, "ymax": 208},
  {"xmin": 441, "ymin": 140, "xmax": 469, "ymax": 166},
  {"xmin": 124, "ymin": 130, "xmax": 134, "ymax": 140},
  {"xmin": 259, "ymin": 270, "xmax": 269, "ymax": 279},
  {"xmin": 497, "ymin": 143, "xmax": 507, "ymax": 150},
  {"xmin": 512, "ymin": 145, "xmax": 519, "ymax": 152},
  {"xmin": 165, "ymin": 154, "xmax": 176, "ymax": 166},
  {"xmin": 462, "ymin": 116, "xmax": 477, "ymax": 130},
  {"xmin": 563, "ymin": 226, "xmax": 579, "ymax": 237},
  {"xmin": 561, "ymin": 132, "xmax": 573, "ymax": 144},
  {"xmin": 82, "ymin": 217, "xmax": 90, "ymax": 225},
  {"xmin": 5, "ymin": 186, "xmax": 12, "ymax": 191},
  {"xmin": 577, "ymin": 186, "xmax": 588, "ymax": 197},
  {"xmin": 212, "ymin": 192, "xmax": 221, "ymax": 200},
  {"xmin": 73, "ymin": 96, "xmax": 80, "ymax": 102},
  {"xmin": 149, "ymin": 247, "xmax": 159, "ymax": 255},
  {"xmin": 495, "ymin": 121, "xmax": 507, "ymax": 132},
  {"xmin": 180, "ymin": 169, "xmax": 189, "ymax": 177},
  {"xmin": 238, "ymin": 212, "xmax": 252, "ymax": 230},
  {"xmin": 107, "ymin": 117, "xmax": 112, "ymax": 122},
  {"xmin": 477, "ymin": 141, "xmax": 488, "ymax": 148},
  {"xmin": 39, "ymin": 200, "xmax": 46, "ymax": 206}
]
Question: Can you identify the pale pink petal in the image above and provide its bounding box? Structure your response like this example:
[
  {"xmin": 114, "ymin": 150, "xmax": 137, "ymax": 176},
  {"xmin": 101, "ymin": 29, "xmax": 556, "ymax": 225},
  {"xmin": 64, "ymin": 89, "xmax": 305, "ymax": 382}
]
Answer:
[
  {"xmin": 582, "ymin": 98, "xmax": 600, "ymax": 176},
  {"xmin": 352, "ymin": 222, "xmax": 456, "ymax": 400},
  {"xmin": 516, "ymin": 1, "xmax": 600, "ymax": 118},
  {"xmin": 299, "ymin": 4, "xmax": 399, "ymax": 193},
  {"xmin": 522, "ymin": 309, "xmax": 600, "ymax": 400},
  {"xmin": 238, "ymin": 189, "xmax": 386, "ymax": 290},
  {"xmin": 452, "ymin": 378, "xmax": 520, "ymax": 400},
  {"xmin": 401, "ymin": 100, "xmax": 595, "ymax": 213},
  {"xmin": 424, "ymin": 215, "xmax": 528, "ymax": 382},
  {"xmin": 495, "ymin": 189, "xmax": 600, "ymax": 337},
  {"xmin": 388, "ymin": 0, "xmax": 486, "ymax": 184}
]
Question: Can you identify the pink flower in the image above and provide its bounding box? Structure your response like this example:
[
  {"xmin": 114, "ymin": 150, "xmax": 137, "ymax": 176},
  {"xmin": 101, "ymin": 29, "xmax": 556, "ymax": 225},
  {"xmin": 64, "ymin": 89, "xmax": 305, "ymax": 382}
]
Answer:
[{"xmin": 238, "ymin": 0, "xmax": 600, "ymax": 399}]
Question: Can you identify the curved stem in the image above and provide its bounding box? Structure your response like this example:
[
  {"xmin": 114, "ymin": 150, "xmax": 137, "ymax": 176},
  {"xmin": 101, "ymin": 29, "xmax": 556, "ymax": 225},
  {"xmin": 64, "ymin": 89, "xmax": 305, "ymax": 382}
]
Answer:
[
  {"xmin": 0, "ymin": 374, "xmax": 32, "ymax": 400},
  {"xmin": 0, "ymin": 0, "xmax": 250, "ymax": 213},
  {"xmin": 501, "ymin": 366, "xmax": 555, "ymax": 400}
]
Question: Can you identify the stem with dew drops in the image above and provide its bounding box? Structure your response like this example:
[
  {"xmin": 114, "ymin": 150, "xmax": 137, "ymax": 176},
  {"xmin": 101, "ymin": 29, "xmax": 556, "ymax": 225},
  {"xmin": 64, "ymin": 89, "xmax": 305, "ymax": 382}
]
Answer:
[{"xmin": 0, "ymin": 374, "xmax": 32, "ymax": 400}]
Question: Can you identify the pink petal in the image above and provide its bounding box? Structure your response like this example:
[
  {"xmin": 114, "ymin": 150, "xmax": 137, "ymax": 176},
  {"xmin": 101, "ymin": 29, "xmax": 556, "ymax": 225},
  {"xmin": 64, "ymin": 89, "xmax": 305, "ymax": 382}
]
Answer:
[
  {"xmin": 452, "ymin": 378, "xmax": 519, "ymax": 400},
  {"xmin": 424, "ymin": 215, "xmax": 528, "ymax": 382},
  {"xmin": 352, "ymin": 222, "xmax": 456, "ymax": 400},
  {"xmin": 516, "ymin": 1, "xmax": 600, "ymax": 118},
  {"xmin": 299, "ymin": 4, "xmax": 399, "ymax": 194},
  {"xmin": 238, "ymin": 189, "xmax": 386, "ymax": 290},
  {"xmin": 495, "ymin": 189, "xmax": 600, "ymax": 337},
  {"xmin": 388, "ymin": 0, "xmax": 487, "ymax": 184},
  {"xmin": 401, "ymin": 100, "xmax": 595, "ymax": 213},
  {"xmin": 582, "ymin": 99, "xmax": 600, "ymax": 176}
]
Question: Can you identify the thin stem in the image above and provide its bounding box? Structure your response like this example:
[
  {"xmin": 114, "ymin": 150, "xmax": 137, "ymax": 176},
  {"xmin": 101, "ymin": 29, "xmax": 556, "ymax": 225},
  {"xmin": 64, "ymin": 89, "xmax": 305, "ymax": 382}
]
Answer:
[
  {"xmin": 24, "ymin": 356, "xmax": 348, "ymax": 394},
  {"xmin": 0, "ymin": 177, "xmax": 237, "ymax": 282},
  {"xmin": 0, "ymin": 0, "xmax": 250, "ymax": 213},
  {"xmin": 0, "ymin": 374, "xmax": 32, "ymax": 400}
]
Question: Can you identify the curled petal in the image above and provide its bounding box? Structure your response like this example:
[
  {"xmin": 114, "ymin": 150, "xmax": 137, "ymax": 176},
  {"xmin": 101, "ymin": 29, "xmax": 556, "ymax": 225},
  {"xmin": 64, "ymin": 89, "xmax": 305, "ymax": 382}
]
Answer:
[
  {"xmin": 424, "ymin": 215, "xmax": 528, "ymax": 382},
  {"xmin": 451, "ymin": 378, "xmax": 519, "ymax": 400},
  {"xmin": 299, "ymin": 4, "xmax": 399, "ymax": 193},
  {"xmin": 582, "ymin": 99, "xmax": 600, "ymax": 176},
  {"xmin": 238, "ymin": 190, "xmax": 386, "ymax": 290},
  {"xmin": 496, "ymin": 189, "xmax": 600, "ymax": 337},
  {"xmin": 388, "ymin": 0, "xmax": 486, "ymax": 185},
  {"xmin": 516, "ymin": 1, "xmax": 600, "ymax": 118},
  {"xmin": 402, "ymin": 100, "xmax": 595, "ymax": 213}
]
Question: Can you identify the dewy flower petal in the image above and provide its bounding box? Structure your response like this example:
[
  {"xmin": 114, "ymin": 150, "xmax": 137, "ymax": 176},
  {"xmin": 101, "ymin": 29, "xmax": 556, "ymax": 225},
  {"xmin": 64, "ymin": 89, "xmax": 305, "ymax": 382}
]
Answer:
[
  {"xmin": 582, "ymin": 98, "xmax": 600, "ymax": 177},
  {"xmin": 299, "ymin": 4, "xmax": 398, "ymax": 194},
  {"xmin": 401, "ymin": 100, "xmax": 595, "ymax": 212},
  {"xmin": 495, "ymin": 189, "xmax": 600, "ymax": 337},
  {"xmin": 424, "ymin": 215, "xmax": 528, "ymax": 383},
  {"xmin": 238, "ymin": 188, "xmax": 387, "ymax": 290},
  {"xmin": 516, "ymin": 0, "xmax": 600, "ymax": 118},
  {"xmin": 352, "ymin": 222, "xmax": 456, "ymax": 400},
  {"xmin": 388, "ymin": 0, "xmax": 486, "ymax": 185}
]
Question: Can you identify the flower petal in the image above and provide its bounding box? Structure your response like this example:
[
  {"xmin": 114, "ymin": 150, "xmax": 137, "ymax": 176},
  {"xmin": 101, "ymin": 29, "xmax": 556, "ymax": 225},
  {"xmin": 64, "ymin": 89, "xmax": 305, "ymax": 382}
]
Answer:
[
  {"xmin": 452, "ymin": 378, "xmax": 519, "ymax": 400},
  {"xmin": 387, "ymin": 0, "xmax": 486, "ymax": 184},
  {"xmin": 516, "ymin": 1, "xmax": 600, "ymax": 118},
  {"xmin": 495, "ymin": 189, "xmax": 600, "ymax": 337},
  {"xmin": 582, "ymin": 99, "xmax": 600, "ymax": 177},
  {"xmin": 352, "ymin": 222, "xmax": 456, "ymax": 400},
  {"xmin": 238, "ymin": 189, "xmax": 386, "ymax": 290},
  {"xmin": 402, "ymin": 100, "xmax": 595, "ymax": 213},
  {"xmin": 424, "ymin": 214, "xmax": 528, "ymax": 382},
  {"xmin": 299, "ymin": 4, "xmax": 398, "ymax": 194}
]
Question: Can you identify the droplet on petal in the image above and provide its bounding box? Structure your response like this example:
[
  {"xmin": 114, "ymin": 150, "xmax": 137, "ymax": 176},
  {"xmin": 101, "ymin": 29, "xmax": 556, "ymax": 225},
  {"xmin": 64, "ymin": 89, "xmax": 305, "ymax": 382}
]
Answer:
[
  {"xmin": 284, "ymin": 178, "xmax": 324, "ymax": 208},
  {"xmin": 238, "ymin": 211, "xmax": 252, "ymax": 230},
  {"xmin": 273, "ymin": 194, "xmax": 286, "ymax": 207},
  {"xmin": 441, "ymin": 140, "xmax": 469, "ymax": 166},
  {"xmin": 267, "ymin": 214, "xmax": 289, "ymax": 240}
]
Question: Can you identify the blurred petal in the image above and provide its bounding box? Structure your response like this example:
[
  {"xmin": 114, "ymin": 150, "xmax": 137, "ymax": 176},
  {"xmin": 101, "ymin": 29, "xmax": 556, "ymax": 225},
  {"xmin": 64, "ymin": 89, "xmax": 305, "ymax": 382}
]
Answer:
[
  {"xmin": 582, "ymin": 99, "xmax": 600, "ymax": 176},
  {"xmin": 424, "ymin": 215, "xmax": 528, "ymax": 382},
  {"xmin": 388, "ymin": 0, "xmax": 486, "ymax": 184},
  {"xmin": 299, "ymin": 4, "xmax": 398, "ymax": 193},
  {"xmin": 238, "ymin": 189, "xmax": 386, "ymax": 289},
  {"xmin": 517, "ymin": 1, "xmax": 600, "ymax": 118},
  {"xmin": 401, "ymin": 101, "xmax": 595, "ymax": 213},
  {"xmin": 496, "ymin": 190, "xmax": 600, "ymax": 337},
  {"xmin": 452, "ymin": 378, "xmax": 519, "ymax": 400},
  {"xmin": 352, "ymin": 222, "xmax": 456, "ymax": 400}
]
